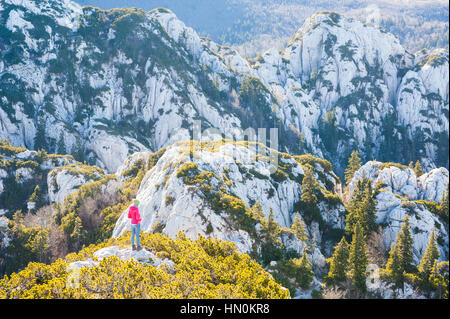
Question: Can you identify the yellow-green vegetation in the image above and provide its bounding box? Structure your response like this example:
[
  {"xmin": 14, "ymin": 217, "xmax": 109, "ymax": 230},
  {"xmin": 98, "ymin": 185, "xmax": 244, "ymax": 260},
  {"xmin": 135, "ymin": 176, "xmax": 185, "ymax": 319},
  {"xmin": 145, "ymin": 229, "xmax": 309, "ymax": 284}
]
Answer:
[
  {"xmin": 176, "ymin": 161, "xmax": 199, "ymax": 179},
  {"xmin": 417, "ymin": 53, "xmax": 447, "ymax": 68},
  {"xmin": 0, "ymin": 138, "xmax": 27, "ymax": 156},
  {"xmin": 267, "ymin": 254, "xmax": 313, "ymax": 295},
  {"xmin": 377, "ymin": 162, "xmax": 409, "ymax": 170},
  {"xmin": 175, "ymin": 161, "xmax": 258, "ymax": 233},
  {"xmin": 49, "ymin": 163, "xmax": 104, "ymax": 180},
  {"xmin": 0, "ymin": 233, "xmax": 290, "ymax": 299},
  {"xmin": 55, "ymin": 175, "xmax": 117, "ymax": 247},
  {"xmin": 294, "ymin": 153, "xmax": 333, "ymax": 173}
]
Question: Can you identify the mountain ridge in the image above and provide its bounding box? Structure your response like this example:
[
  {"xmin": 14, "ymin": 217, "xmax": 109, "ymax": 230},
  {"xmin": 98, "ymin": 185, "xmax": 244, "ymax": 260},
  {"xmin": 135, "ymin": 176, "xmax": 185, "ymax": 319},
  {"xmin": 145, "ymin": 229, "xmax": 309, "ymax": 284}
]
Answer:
[{"xmin": 0, "ymin": 0, "xmax": 448, "ymax": 176}]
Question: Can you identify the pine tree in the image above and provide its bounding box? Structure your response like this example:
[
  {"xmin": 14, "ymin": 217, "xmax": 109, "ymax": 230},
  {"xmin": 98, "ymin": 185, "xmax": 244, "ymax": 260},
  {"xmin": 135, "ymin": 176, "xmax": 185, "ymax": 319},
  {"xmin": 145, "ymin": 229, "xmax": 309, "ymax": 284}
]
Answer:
[
  {"xmin": 251, "ymin": 201, "xmax": 265, "ymax": 222},
  {"xmin": 261, "ymin": 208, "xmax": 281, "ymax": 243},
  {"xmin": 34, "ymin": 122, "xmax": 47, "ymax": 151},
  {"xmin": 57, "ymin": 132, "xmax": 66, "ymax": 155},
  {"xmin": 301, "ymin": 165, "xmax": 318, "ymax": 205},
  {"xmin": 28, "ymin": 185, "xmax": 42, "ymax": 211},
  {"xmin": 358, "ymin": 182, "xmax": 377, "ymax": 237},
  {"xmin": 438, "ymin": 184, "xmax": 448, "ymax": 219},
  {"xmin": 348, "ymin": 222, "xmax": 368, "ymax": 291},
  {"xmin": 260, "ymin": 208, "xmax": 283, "ymax": 264},
  {"xmin": 71, "ymin": 139, "xmax": 85, "ymax": 162},
  {"xmin": 418, "ymin": 230, "xmax": 440, "ymax": 282},
  {"xmin": 384, "ymin": 242, "xmax": 403, "ymax": 288},
  {"xmin": 414, "ymin": 160, "xmax": 424, "ymax": 177},
  {"xmin": 344, "ymin": 150, "xmax": 362, "ymax": 185},
  {"xmin": 325, "ymin": 237, "xmax": 350, "ymax": 285},
  {"xmin": 345, "ymin": 178, "xmax": 377, "ymax": 237},
  {"xmin": 71, "ymin": 216, "xmax": 83, "ymax": 251},
  {"xmin": 300, "ymin": 165, "xmax": 319, "ymax": 223},
  {"xmin": 296, "ymin": 247, "xmax": 314, "ymax": 289},
  {"xmin": 396, "ymin": 216, "xmax": 415, "ymax": 274},
  {"xmin": 429, "ymin": 260, "xmax": 447, "ymax": 299},
  {"xmin": 291, "ymin": 213, "xmax": 308, "ymax": 242}
]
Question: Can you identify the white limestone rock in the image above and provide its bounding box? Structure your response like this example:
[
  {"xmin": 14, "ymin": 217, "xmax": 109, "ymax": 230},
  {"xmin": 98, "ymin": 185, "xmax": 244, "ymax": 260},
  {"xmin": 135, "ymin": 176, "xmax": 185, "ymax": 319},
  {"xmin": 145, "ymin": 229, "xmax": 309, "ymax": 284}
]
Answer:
[
  {"xmin": 350, "ymin": 161, "xmax": 448, "ymax": 201},
  {"xmin": 91, "ymin": 245, "xmax": 175, "ymax": 273},
  {"xmin": 47, "ymin": 165, "xmax": 105, "ymax": 204},
  {"xmin": 348, "ymin": 162, "xmax": 449, "ymax": 262},
  {"xmin": 112, "ymin": 142, "xmax": 345, "ymax": 256},
  {"xmin": 0, "ymin": 3, "xmax": 446, "ymax": 174}
]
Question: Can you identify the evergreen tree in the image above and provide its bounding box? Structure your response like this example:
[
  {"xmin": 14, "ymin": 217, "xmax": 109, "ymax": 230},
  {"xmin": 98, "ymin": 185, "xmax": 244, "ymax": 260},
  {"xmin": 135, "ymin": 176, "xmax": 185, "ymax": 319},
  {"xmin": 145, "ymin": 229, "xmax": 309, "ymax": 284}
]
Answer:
[
  {"xmin": 297, "ymin": 247, "xmax": 314, "ymax": 289},
  {"xmin": 414, "ymin": 160, "xmax": 424, "ymax": 177},
  {"xmin": 60, "ymin": 212, "xmax": 83, "ymax": 251},
  {"xmin": 325, "ymin": 237, "xmax": 350, "ymax": 285},
  {"xmin": 28, "ymin": 186, "xmax": 43, "ymax": 211},
  {"xmin": 344, "ymin": 150, "xmax": 362, "ymax": 185},
  {"xmin": 408, "ymin": 161, "xmax": 414, "ymax": 169},
  {"xmin": 251, "ymin": 201, "xmax": 265, "ymax": 222},
  {"xmin": 261, "ymin": 208, "xmax": 281, "ymax": 244},
  {"xmin": 345, "ymin": 178, "xmax": 377, "ymax": 237},
  {"xmin": 71, "ymin": 216, "xmax": 83, "ymax": 251},
  {"xmin": 438, "ymin": 184, "xmax": 449, "ymax": 220},
  {"xmin": 301, "ymin": 165, "xmax": 318, "ymax": 205},
  {"xmin": 260, "ymin": 208, "xmax": 283, "ymax": 264},
  {"xmin": 57, "ymin": 132, "xmax": 66, "ymax": 154},
  {"xmin": 291, "ymin": 213, "xmax": 308, "ymax": 242},
  {"xmin": 429, "ymin": 260, "xmax": 447, "ymax": 299},
  {"xmin": 320, "ymin": 108, "xmax": 338, "ymax": 152},
  {"xmin": 384, "ymin": 242, "xmax": 403, "ymax": 289},
  {"xmin": 34, "ymin": 122, "xmax": 47, "ymax": 151},
  {"xmin": 300, "ymin": 165, "xmax": 320, "ymax": 223},
  {"xmin": 348, "ymin": 222, "xmax": 368, "ymax": 291},
  {"xmin": 418, "ymin": 230, "xmax": 440, "ymax": 282},
  {"xmin": 71, "ymin": 139, "xmax": 85, "ymax": 162},
  {"xmin": 396, "ymin": 216, "xmax": 415, "ymax": 274}
]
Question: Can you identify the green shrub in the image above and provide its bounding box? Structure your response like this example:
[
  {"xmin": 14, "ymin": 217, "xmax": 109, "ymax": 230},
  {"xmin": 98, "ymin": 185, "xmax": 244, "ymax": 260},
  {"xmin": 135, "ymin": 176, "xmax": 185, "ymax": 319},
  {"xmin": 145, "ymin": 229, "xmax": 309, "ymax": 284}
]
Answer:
[{"xmin": 0, "ymin": 233, "xmax": 290, "ymax": 299}]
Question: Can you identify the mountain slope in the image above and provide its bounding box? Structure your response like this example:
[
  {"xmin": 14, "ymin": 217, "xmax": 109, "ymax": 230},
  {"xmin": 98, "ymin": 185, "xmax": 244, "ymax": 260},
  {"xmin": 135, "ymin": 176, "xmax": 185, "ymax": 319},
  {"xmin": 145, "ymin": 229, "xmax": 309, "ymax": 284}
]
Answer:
[
  {"xmin": 0, "ymin": 0, "xmax": 448, "ymax": 175},
  {"xmin": 243, "ymin": 12, "xmax": 448, "ymax": 173},
  {"xmin": 77, "ymin": 0, "xmax": 449, "ymax": 56},
  {"xmin": 112, "ymin": 140, "xmax": 345, "ymax": 267},
  {"xmin": 0, "ymin": 138, "xmax": 448, "ymax": 297}
]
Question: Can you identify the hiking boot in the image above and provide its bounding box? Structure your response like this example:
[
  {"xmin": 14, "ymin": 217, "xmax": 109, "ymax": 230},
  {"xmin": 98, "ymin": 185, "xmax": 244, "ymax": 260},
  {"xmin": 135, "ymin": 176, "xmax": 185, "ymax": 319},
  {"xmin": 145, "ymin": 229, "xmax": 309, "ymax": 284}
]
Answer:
[
  {"xmin": 136, "ymin": 246, "xmax": 142, "ymax": 251},
  {"xmin": 132, "ymin": 245, "xmax": 137, "ymax": 251}
]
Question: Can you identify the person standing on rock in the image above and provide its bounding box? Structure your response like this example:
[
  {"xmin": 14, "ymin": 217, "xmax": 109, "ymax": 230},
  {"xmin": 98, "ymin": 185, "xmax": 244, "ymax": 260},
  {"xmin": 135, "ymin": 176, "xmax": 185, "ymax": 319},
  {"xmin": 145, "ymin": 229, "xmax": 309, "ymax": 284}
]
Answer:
[{"xmin": 128, "ymin": 199, "xmax": 142, "ymax": 251}]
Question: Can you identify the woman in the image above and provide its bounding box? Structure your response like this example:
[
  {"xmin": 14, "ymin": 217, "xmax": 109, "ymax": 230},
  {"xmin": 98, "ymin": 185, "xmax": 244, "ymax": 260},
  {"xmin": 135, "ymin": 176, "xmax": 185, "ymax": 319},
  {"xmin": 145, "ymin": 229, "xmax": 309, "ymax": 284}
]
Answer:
[{"xmin": 128, "ymin": 199, "xmax": 142, "ymax": 251}]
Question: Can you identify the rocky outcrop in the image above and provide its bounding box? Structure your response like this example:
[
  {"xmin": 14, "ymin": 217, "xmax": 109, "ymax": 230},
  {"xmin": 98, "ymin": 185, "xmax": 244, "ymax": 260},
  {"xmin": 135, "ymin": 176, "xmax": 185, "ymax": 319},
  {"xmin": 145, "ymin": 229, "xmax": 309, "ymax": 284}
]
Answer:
[
  {"xmin": 112, "ymin": 140, "xmax": 346, "ymax": 276},
  {"xmin": 47, "ymin": 164, "xmax": 105, "ymax": 204},
  {"xmin": 68, "ymin": 245, "xmax": 176, "ymax": 274},
  {"xmin": 348, "ymin": 161, "xmax": 449, "ymax": 262},
  {"xmin": 348, "ymin": 161, "xmax": 448, "ymax": 202},
  {"xmin": 0, "ymin": 140, "xmax": 105, "ymax": 217}
]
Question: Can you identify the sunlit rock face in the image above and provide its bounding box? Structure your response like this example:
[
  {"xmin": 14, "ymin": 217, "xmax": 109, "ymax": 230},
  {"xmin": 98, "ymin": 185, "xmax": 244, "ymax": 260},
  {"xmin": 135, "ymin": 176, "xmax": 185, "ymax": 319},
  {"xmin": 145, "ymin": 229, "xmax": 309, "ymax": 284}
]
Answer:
[
  {"xmin": 0, "ymin": 2, "xmax": 447, "ymax": 174},
  {"xmin": 348, "ymin": 162, "xmax": 449, "ymax": 262}
]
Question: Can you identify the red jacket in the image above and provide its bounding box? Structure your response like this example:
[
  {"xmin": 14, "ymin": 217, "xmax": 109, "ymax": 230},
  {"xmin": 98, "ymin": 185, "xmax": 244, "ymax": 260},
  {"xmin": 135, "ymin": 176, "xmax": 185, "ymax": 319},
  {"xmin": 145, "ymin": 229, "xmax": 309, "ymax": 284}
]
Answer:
[{"xmin": 128, "ymin": 205, "xmax": 141, "ymax": 224}]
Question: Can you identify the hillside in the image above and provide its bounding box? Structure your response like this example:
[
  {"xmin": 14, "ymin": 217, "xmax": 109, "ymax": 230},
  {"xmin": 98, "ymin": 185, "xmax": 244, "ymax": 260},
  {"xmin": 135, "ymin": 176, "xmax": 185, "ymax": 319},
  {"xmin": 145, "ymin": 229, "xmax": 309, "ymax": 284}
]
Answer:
[
  {"xmin": 0, "ymin": 0, "xmax": 448, "ymax": 299},
  {"xmin": 0, "ymin": 0, "xmax": 448, "ymax": 176},
  {"xmin": 1, "ymin": 139, "xmax": 448, "ymax": 298}
]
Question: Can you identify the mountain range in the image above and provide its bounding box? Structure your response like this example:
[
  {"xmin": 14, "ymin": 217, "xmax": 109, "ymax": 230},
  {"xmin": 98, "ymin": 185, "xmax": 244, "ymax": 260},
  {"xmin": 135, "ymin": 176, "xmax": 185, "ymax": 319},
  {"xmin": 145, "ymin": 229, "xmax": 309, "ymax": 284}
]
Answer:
[
  {"xmin": 0, "ymin": 0, "xmax": 448, "ymax": 175},
  {"xmin": 0, "ymin": 0, "xmax": 448, "ymax": 299}
]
